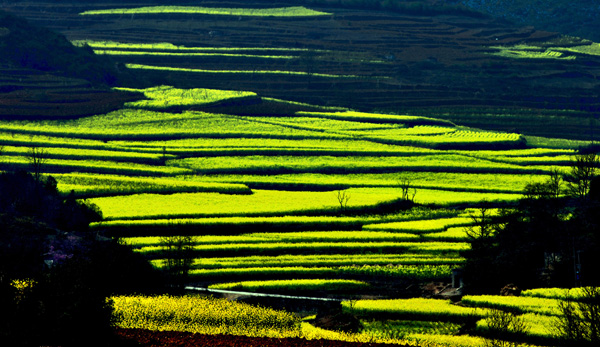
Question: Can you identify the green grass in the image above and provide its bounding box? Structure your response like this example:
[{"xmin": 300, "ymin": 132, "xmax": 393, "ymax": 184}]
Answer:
[
  {"xmin": 116, "ymin": 86, "xmax": 257, "ymax": 110},
  {"xmin": 136, "ymin": 241, "xmax": 469, "ymax": 258},
  {"xmin": 168, "ymin": 155, "xmax": 550, "ymax": 175},
  {"xmin": 87, "ymin": 188, "xmax": 407, "ymax": 220},
  {"xmin": 73, "ymin": 40, "xmax": 328, "ymax": 53},
  {"xmin": 95, "ymin": 50, "xmax": 297, "ymax": 59},
  {"xmin": 149, "ymin": 253, "xmax": 464, "ymax": 269},
  {"xmin": 80, "ymin": 6, "xmax": 331, "ymax": 17},
  {"xmin": 343, "ymin": 298, "xmax": 490, "ymax": 322},
  {"xmin": 53, "ymin": 173, "xmax": 251, "ymax": 197},
  {"xmin": 208, "ymin": 279, "xmax": 370, "ymax": 294},
  {"xmin": 461, "ymin": 295, "xmax": 562, "ymax": 316},
  {"xmin": 125, "ymin": 64, "xmax": 359, "ymax": 79}
]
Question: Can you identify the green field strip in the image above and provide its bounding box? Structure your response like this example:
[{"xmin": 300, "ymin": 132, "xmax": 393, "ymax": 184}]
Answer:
[
  {"xmin": 193, "ymin": 172, "xmax": 544, "ymax": 194},
  {"xmin": 54, "ymin": 173, "xmax": 251, "ymax": 197},
  {"xmin": 296, "ymin": 111, "xmax": 456, "ymax": 127},
  {"xmin": 463, "ymin": 153, "xmax": 574, "ymax": 167},
  {"xmin": 489, "ymin": 45, "xmax": 576, "ymax": 60},
  {"xmin": 87, "ymin": 188, "xmax": 409, "ymax": 221},
  {"xmin": 362, "ymin": 217, "xmax": 474, "ymax": 233},
  {"xmin": 0, "ymin": 145, "xmax": 172, "ymax": 164},
  {"xmin": 73, "ymin": 40, "xmax": 330, "ymax": 54},
  {"xmin": 135, "ymin": 241, "xmax": 469, "ymax": 258},
  {"xmin": 80, "ymin": 6, "xmax": 331, "ymax": 17},
  {"xmin": 149, "ymin": 254, "xmax": 465, "ymax": 269},
  {"xmin": 91, "ymin": 208, "xmax": 459, "ymax": 236},
  {"xmin": 362, "ymin": 320, "xmax": 462, "ymax": 341},
  {"xmin": 461, "ymin": 295, "xmax": 562, "ymax": 316},
  {"xmin": 421, "ymin": 227, "xmax": 469, "ymax": 241},
  {"xmin": 96, "ymin": 50, "xmax": 298, "ymax": 59},
  {"xmin": 115, "ymin": 86, "xmax": 258, "ymax": 110},
  {"xmin": 124, "ymin": 231, "xmax": 422, "ymax": 248},
  {"xmin": 455, "ymin": 148, "xmax": 576, "ymax": 157},
  {"xmin": 125, "ymin": 64, "xmax": 361, "ymax": 79},
  {"xmin": 343, "ymin": 298, "xmax": 490, "ymax": 322},
  {"xmin": 208, "ymin": 279, "xmax": 370, "ymax": 294},
  {"xmin": 0, "ymin": 110, "xmax": 347, "ymax": 141},
  {"xmin": 521, "ymin": 287, "xmax": 592, "ymax": 301},
  {"xmin": 475, "ymin": 312, "xmax": 557, "ymax": 341},
  {"xmin": 168, "ymin": 154, "xmax": 554, "ymax": 175},
  {"xmin": 0, "ymin": 156, "xmax": 191, "ymax": 177},
  {"xmin": 238, "ymin": 116, "xmax": 408, "ymax": 133},
  {"xmin": 188, "ymin": 265, "xmax": 453, "ymax": 281}
]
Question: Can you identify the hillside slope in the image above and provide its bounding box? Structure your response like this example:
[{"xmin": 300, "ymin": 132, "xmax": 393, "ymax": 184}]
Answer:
[
  {"xmin": 0, "ymin": 10, "xmax": 139, "ymax": 119},
  {"xmin": 451, "ymin": 0, "xmax": 600, "ymax": 41}
]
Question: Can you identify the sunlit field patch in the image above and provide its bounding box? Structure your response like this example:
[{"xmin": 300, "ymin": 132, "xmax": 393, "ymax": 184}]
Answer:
[{"xmin": 81, "ymin": 6, "xmax": 331, "ymax": 17}]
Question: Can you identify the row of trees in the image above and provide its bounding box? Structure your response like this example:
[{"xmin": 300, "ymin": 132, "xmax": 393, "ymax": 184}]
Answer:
[{"xmin": 462, "ymin": 152, "xmax": 600, "ymax": 292}]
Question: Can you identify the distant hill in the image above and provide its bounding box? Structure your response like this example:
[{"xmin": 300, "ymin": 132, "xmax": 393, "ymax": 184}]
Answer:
[
  {"xmin": 449, "ymin": 0, "xmax": 600, "ymax": 41},
  {"xmin": 0, "ymin": 10, "xmax": 140, "ymax": 119},
  {"xmin": 0, "ymin": 10, "xmax": 123, "ymax": 86}
]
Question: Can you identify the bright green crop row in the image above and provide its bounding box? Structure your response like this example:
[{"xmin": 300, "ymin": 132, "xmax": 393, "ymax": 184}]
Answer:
[
  {"xmin": 296, "ymin": 111, "xmax": 455, "ymax": 127},
  {"xmin": 1, "ymin": 145, "xmax": 170, "ymax": 164},
  {"xmin": 150, "ymin": 253, "xmax": 464, "ymax": 269},
  {"xmin": 116, "ymin": 86, "xmax": 257, "ymax": 110},
  {"xmin": 96, "ymin": 50, "xmax": 297, "ymax": 59},
  {"xmin": 73, "ymin": 40, "xmax": 326, "ymax": 53},
  {"xmin": 489, "ymin": 45, "xmax": 576, "ymax": 60},
  {"xmin": 475, "ymin": 312, "xmax": 556, "ymax": 340},
  {"xmin": 208, "ymin": 279, "xmax": 370, "ymax": 293},
  {"xmin": 363, "ymin": 216, "xmax": 473, "ymax": 233},
  {"xmin": 343, "ymin": 298, "xmax": 490, "ymax": 322},
  {"xmin": 90, "ymin": 208, "xmax": 459, "ymax": 235},
  {"xmin": 87, "ymin": 188, "xmax": 406, "ymax": 220},
  {"xmin": 195, "ymin": 172, "xmax": 544, "ymax": 194},
  {"xmin": 125, "ymin": 64, "xmax": 359, "ymax": 78},
  {"xmin": 136, "ymin": 241, "xmax": 470, "ymax": 257},
  {"xmin": 124, "ymin": 231, "xmax": 422, "ymax": 248},
  {"xmin": 189, "ymin": 265, "xmax": 453, "ymax": 281},
  {"xmin": 421, "ymin": 227, "xmax": 469, "ymax": 241},
  {"xmin": 0, "ymin": 156, "xmax": 190, "ymax": 177},
  {"xmin": 521, "ymin": 287, "xmax": 598, "ymax": 301},
  {"xmin": 54, "ymin": 173, "xmax": 251, "ymax": 197},
  {"xmin": 461, "ymin": 295, "xmax": 562, "ymax": 316},
  {"xmin": 169, "ymin": 154, "xmax": 551, "ymax": 175},
  {"xmin": 80, "ymin": 6, "xmax": 331, "ymax": 17},
  {"xmin": 0, "ymin": 109, "xmax": 345, "ymax": 141}
]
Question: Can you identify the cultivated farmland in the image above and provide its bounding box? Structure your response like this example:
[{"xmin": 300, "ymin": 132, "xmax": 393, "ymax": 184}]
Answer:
[{"xmin": 2, "ymin": 1, "xmax": 599, "ymax": 346}]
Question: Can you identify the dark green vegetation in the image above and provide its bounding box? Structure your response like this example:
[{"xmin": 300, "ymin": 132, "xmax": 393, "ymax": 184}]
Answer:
[
  {"xmin": 2, "ymin": 1, "xmax": 600, "ymax": 346},
  {"xmin": 0, "ymin": 9, "xmax": 139, "ymax": 118},
  {"xmin": 0, "ymin": 171, "xmax": 161, "ymax": 346},
  {"xmin": 3, "ymin": 1, "xmax": 600, "ymax": 139},
  {"xmin": 462, "ymin": 154, "xmax": 600, "ymax": 293}
]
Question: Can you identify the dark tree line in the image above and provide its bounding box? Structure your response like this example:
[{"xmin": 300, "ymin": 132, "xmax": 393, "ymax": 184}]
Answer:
[{"xmin": 462, "ymin": 153, "xmax": 600, "ymax": 293}]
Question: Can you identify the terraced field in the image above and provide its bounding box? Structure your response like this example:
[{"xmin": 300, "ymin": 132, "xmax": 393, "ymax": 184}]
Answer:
[
  {"xmin": 5, "ymin": 0, "xmax": 600, "ymax": 139},
  {"xmin": 1, "ymin": 1, "xmax": 596, "ymax": 346}
]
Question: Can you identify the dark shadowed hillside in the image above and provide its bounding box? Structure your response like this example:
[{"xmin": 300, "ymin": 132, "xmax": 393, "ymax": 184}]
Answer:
[{"xmin": 450, "ymin": 0, "xmax": 600, "ymax": 42}]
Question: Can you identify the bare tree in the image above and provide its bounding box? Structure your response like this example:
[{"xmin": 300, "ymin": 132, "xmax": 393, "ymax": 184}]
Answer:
[
  {"xmin": 397, "ymin": 177, "xmax": 417, "ymax": 202},
  {"xmin": 160, "ymin": 234, "xmax": 195, "ymax": 288},
  {"xmin": 554, "ymin": 287, "xmax": 600, "ymax": 345},
  {"xmin": 27, "ymin": 145, "xmax": 48, "ymax": 183},
  {"xmin": 484, "ymin": 309, "xmax": 529, "ymax": 347},
  {"xmin": 336, "ymin": 190, "xmax": 351, "ymax": 214},
  {"xmin": 566, "ymin": 153, "xmax": 599, "ymax": 199},
  {"xmin": 465, "ymin": 206, "xmax": 494, "ymax": 241}
]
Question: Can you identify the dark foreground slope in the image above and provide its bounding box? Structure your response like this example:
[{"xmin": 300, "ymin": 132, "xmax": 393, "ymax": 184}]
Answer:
[{"xmin": 3, "ymin": 1, "xmax": 600, "ymax": 139}]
